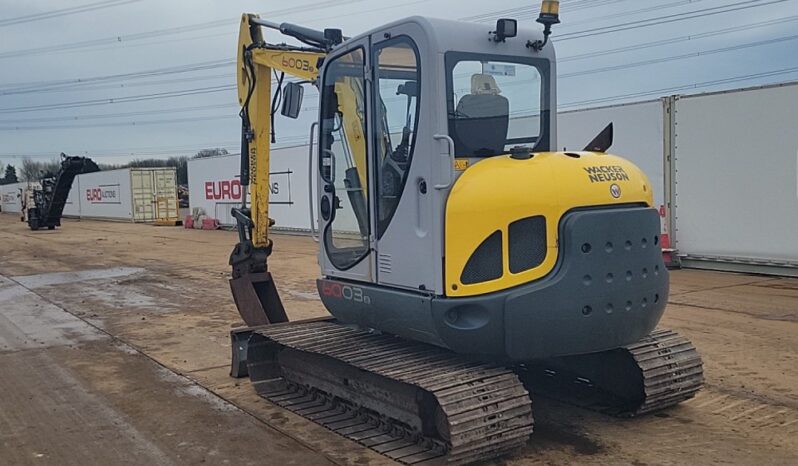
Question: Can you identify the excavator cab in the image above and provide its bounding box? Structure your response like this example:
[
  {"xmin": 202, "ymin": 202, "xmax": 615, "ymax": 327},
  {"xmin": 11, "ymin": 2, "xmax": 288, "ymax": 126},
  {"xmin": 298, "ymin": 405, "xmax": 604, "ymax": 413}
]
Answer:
[
  {"xmin": 314, "ymin": 16, "xmax": 555, "ymax": 286},
  {"xmin": 313, "ymin": 17, "xmax": 666, "ymax": 361}
]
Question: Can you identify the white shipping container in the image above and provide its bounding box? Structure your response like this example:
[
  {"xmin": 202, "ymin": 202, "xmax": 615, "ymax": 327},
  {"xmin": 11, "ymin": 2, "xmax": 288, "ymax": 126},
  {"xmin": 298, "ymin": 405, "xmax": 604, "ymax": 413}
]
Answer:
[
  {"xmin": 62, "ymin": 178, "xmax": 82, "ymax": 217},
  {"xmin": 672, "ymin": 82, "xmax": 798, "ymax": 275},
  {"xmin": 0, "ymin": 181, "xmax": 28, "ymax": 214},
  {"xmin": 75, "ymin": 168, "xmax": 134, "ymax": 219},
  {"xmin": 74, "ymin": 167, "xmax": 179, "ymax": 222},
  {"xmin": 188, "ymin": 146, "xmax": 310, "ymax": 231}
]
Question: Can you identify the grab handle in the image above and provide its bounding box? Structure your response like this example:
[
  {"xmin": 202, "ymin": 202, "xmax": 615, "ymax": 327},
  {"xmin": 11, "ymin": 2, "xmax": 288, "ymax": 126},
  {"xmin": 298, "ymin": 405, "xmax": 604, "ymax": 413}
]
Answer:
[
  {"xmin": 433, "ymin": 134, "xmax": 455, "ymax": 190},
  {"xmin": 307, "ymin": 121, "xmax": 319, "ymax": 241}
]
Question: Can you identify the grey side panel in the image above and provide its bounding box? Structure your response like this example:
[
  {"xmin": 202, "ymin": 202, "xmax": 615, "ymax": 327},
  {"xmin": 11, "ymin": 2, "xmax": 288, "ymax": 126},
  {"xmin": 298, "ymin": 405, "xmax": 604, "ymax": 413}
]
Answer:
[{"xmin": 318, "ymin": 279, "xmax": 444, "ymax": 347}]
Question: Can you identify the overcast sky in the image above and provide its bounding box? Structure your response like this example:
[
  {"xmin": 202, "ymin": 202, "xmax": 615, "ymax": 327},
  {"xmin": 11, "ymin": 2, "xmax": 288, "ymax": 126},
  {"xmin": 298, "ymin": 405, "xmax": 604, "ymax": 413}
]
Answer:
[{"xmin": 1, "ymin": 0, "xmax": 797, "ymax": 168}]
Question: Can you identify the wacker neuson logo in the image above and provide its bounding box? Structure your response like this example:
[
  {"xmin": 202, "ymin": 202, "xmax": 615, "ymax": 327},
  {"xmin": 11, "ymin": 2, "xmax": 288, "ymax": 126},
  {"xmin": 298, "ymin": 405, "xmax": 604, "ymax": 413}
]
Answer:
[{"xmin": 583, "ymin": 165, "xmax": 630, "ymax": 183}]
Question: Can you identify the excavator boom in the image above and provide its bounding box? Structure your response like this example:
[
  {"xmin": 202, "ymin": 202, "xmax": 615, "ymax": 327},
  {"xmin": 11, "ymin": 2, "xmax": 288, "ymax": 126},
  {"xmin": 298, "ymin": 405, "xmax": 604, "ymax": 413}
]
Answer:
[{"xmin": 228, "ymin": 14, "xmax": 327, "ymax": 326}]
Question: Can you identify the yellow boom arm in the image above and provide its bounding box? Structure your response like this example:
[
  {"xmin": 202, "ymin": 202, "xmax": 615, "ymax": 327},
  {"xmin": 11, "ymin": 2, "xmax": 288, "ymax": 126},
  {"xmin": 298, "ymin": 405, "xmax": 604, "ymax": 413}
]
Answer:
[{"xmin": 236, "ymin": 14, "xmax": 324, "ymax": 248}]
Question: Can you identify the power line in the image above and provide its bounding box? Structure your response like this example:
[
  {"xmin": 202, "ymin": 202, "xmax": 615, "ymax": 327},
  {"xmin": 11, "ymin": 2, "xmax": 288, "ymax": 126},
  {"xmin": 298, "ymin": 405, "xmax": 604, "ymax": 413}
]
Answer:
[
  {"xmin": 1, "ymin": 0, "xmax": 787, "ymax": 97},
  {"xmin": 0, "ymin": 59, "xmax": 235, "ymax": 93},
  {"xmin": 0, "ymin": 0, "xmax": 143, "ymax": 27},
  {"xmin": 560, "ymin": 0, "xmax": 705, "ymax": 27},
  {"xmin": 461, "ymin": 0, "xmax": 627, "ymax": 22},
  {"xmin": 560, "ymin": 13, "xmax": 798, "ymax": 62},
  {"xmin": 6, "ymin": 63, "xmax": 798, "ymax": 131},
  {"xmin": 560, "ymin": 33, "xmax": 798, "ymax": 79},
  {"xmin": 0, "ymin": 140, "xmax": 241, "ymax": 157},
  {"xmin": 0, "ymin": 85, "xmax": 236, "ymax": 113},
  {"xmin": 3, "ymin": 28, "xmax": 794, "ymax": 128},
  {"xmin": 0, "ymin": 115, "xmax": 236, "ymax": 131},
  {"xmin": 558, "ymin": 0, "xmax": 791, "ymax": 41},
  {"xmin": 1, "ymin": 73, "xmax": 235, "ymax": 96},
  {"xmin": 560, "ymin": 66, "xmax": 798, "ymax": 109},
  {"xmin": 0, "ymin": 103, "xmax": 238, "ymax": 124},
  {"xmin": 19, "ymin": 0, "xmax": 433, "ymax": 61},
  {"xmin": 0, "ymin": 1, "xmax": 794, "ymax": 138},
  {"xmin": 0, "ymin": 0, "xmax": 371, "ymax": 60},
  {"xmin": 4, "ymin": 6, "xmax": 792, "ymax": 97}
]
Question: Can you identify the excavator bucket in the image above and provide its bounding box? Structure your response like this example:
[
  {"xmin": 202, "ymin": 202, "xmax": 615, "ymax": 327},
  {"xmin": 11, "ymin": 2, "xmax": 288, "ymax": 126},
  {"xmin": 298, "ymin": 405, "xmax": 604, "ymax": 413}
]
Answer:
[
  {"xmin": 229, "ymin": 270, "xmax": 288, "ymax": 378},
  {"xmin": 229, "ymin": 272, "xmax": 288, "ymax": 327}
]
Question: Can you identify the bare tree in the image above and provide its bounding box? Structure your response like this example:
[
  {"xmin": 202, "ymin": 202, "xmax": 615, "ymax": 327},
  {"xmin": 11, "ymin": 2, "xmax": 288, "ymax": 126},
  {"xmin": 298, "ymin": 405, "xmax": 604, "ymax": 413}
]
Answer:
[
  {"xmin": 194, "ymin": 148, "xmax": 229, "ymax": 159},
  {"xmin": 20, "ymin": 157, "xmax": 60, "ymax": 181}
]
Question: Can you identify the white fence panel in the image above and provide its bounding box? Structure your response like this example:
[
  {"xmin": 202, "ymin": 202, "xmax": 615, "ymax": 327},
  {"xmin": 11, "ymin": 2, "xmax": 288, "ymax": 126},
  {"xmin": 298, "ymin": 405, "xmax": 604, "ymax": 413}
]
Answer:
[
  {"xmin": 188, "ymin": 146, "xmax": 310, "ymax": 230},
  {"xmin": 673, "ymin": 82, "xmax": 798, "ymax": 274},
  {"xmin": 76, "ymin": 168, "xmax": 134, "ymax": 220}
]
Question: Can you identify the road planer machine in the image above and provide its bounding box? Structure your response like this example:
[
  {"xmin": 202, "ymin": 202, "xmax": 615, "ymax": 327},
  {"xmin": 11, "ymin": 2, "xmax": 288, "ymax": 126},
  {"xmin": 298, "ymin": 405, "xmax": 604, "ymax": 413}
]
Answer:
[
  {"xmin": 228, "ymin": 2, "xmax": 703, "ymax": 463},
  {"xmin": 25, "ymin": 153, "xmax": 99, "ymax": 231}
]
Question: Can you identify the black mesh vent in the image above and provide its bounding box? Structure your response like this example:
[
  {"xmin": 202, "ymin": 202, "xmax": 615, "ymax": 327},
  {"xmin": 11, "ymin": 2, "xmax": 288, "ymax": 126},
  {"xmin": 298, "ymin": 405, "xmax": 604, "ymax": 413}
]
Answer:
[
  {"xmin": 460, "ymin": 230, "xmax": 503, "ymax": 285},
  {"xmin": 508, "ymin": 216, "xmax": 547, "ymax": 273}
]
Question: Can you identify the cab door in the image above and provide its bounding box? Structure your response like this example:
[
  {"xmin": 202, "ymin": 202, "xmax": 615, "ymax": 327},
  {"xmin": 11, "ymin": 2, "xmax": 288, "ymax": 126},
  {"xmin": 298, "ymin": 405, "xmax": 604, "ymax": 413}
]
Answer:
[
  {"xmin": 369, "ymin": 24, "xmax": 441, "ymax": 293},
  {"xmin": 317, "ymin": 39, "xmax": 374, "ymax": 282}
]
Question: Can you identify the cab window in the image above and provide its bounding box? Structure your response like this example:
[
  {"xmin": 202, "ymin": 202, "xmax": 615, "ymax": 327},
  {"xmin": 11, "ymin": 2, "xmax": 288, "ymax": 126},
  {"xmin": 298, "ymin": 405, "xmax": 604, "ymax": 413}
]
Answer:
[
  {"xmin": 373, "ymin": 37, "xmax": 420, "ymax": 238},
  {"xmin": 319, "ymin": 48, "xmax": 369, "ymax": 270},
  {"xmin": 446, "ymin": 55, "xmax": 548, "ymax": 157}
]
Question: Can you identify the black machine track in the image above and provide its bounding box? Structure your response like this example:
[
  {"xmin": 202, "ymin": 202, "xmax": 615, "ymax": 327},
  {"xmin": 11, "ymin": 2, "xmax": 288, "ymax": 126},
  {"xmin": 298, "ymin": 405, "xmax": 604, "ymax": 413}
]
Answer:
[
  {"xmin": 519, "ymin": 328, "xmax": 704, "ymax": 416},
  {"xmin": 243, "ymin": 320, "xmax": 533, "ymax": 465},
  {"xmin": 235, "ymin": 323, "xmax": 702, "ymax": 464}
]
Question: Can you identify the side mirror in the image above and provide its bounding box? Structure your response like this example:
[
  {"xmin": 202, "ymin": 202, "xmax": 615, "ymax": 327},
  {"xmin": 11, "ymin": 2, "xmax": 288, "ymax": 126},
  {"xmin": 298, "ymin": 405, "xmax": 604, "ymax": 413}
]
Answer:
[
  {"xmin": 491, "ymin": 18, "xmax": 518, "ymax": 42},
  {"xmin": 281, "ymin": 82, "xmax": 304, "ymax": 119}
]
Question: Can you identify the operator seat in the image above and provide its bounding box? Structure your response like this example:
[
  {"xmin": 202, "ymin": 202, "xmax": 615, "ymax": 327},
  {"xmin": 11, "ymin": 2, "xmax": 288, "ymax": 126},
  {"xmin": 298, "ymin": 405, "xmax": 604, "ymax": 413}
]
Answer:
[{"xmin": 451, "ymin": 74, "xmax": 510, "ymax": 156}]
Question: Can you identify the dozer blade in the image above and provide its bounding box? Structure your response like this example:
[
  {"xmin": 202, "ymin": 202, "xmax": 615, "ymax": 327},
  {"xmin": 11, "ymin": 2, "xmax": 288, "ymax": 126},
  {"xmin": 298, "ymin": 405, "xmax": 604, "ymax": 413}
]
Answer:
[
  {"xmin": 519, "ymin": 328, "xmax": 704, "ymax": 416},
  {"xmin": 229, "ymin": 271, "xmax": 288, "ymax": 327},
  {"xmin": 236, "ymin": 319, "xmax": 533, "ymax": 465}
]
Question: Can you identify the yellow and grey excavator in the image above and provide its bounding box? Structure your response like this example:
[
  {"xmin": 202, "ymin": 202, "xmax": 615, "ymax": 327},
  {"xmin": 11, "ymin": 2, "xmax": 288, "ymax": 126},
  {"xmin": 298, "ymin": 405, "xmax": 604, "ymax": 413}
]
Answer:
[{"xmin": 228, "ymin": 2, "xmax": 703, "ymax": 463}]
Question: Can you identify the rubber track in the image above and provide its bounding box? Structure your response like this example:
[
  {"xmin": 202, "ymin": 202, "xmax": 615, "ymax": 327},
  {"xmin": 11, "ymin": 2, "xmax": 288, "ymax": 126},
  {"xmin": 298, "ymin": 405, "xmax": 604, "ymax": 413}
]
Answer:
[
  {"xmin": 626, "ymin": 328, "xmax": 704, "ymax": 415},
  {"xmin": 249, "ymin": 321, "xmax": 533, "ymax": 465},
  {"xmin": 522, "ymin": 327, "xmax": 704, "ymax": 417}
]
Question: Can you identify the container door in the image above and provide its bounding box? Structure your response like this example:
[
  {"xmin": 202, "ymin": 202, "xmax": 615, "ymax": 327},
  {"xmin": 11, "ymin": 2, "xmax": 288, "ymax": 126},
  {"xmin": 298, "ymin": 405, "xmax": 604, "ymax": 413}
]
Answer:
[
  {"xmin": 130, "ymin": 170, "xmax": 155, "ymax": 222},
  {"xmin": 153, "ymin": 169, "xmax": 178, "ymax": 222}
]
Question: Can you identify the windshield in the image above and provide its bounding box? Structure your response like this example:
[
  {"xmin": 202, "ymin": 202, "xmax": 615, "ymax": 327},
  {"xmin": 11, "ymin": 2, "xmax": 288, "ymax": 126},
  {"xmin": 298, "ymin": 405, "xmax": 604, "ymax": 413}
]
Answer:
[{"xmin": 446, "ymin": 54, "xmax": 548, "ymax": 157}]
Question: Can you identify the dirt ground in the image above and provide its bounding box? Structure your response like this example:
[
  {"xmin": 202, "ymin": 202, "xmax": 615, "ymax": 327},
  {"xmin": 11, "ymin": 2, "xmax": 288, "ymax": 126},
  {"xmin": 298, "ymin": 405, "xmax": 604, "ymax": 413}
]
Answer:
[{"xmin": 1, "ymin": 214, "xmax": 796, "ymax": 465}]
